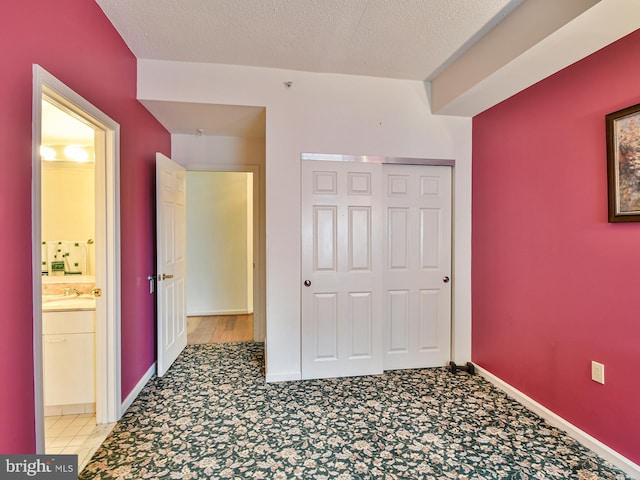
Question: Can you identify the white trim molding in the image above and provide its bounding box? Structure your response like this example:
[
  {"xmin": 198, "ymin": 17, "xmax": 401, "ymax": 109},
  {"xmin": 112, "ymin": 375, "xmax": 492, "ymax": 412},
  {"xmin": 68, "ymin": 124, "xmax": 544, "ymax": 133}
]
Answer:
[
  {"xmin": 476, "ymin": 365, "xmax": 640, "ymax": 479},
  {"xmin": 32, "ymin": 65, "xmax": 122, "ymax": 452},
  {"xmin": 121, "ymin": 363, "xmax": 156, "ymax": 416},
  {"xmin": 189, "ymin": 309, "xmax": 253, "ymax": 316},
  {"xmin": 301, "ymin": 152, "xmax": 455, "ymax": 166}
]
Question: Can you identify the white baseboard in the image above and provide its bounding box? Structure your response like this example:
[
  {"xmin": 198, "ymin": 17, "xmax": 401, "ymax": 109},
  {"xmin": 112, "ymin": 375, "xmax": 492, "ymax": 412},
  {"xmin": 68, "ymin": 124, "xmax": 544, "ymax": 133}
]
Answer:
[
  {"xmin": 187, "ymin": 309, "xmax": 253, "ymax": 316},
  {"xmin": 120, "ymin": 362, "xmax": 156, "ymax": 416},
  {"xmin": 265, "ymin": 371, "xmax": 301, "ymax": 383},
  {"xmin": 475, "ymin": 365, "xmax": 640, "ymax": 479}
]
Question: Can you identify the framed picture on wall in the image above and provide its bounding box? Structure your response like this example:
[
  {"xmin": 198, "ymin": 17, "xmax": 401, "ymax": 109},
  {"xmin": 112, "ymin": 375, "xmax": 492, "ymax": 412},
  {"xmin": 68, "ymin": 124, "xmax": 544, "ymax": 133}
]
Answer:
[{"xmin": 606, "ymin": 102, "xmax": 640, "ymax": 222}]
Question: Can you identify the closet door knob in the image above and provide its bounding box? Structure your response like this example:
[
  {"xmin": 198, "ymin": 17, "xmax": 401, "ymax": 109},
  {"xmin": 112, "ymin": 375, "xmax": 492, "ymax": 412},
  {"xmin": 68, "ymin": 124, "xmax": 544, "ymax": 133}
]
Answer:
[
  {"xmin": 443, "ymin": 276, "xmax": 450, "ymax": 283},
  {"xmin": 304, "ymin": 280, "xmax": 311, "ymax": 287}
]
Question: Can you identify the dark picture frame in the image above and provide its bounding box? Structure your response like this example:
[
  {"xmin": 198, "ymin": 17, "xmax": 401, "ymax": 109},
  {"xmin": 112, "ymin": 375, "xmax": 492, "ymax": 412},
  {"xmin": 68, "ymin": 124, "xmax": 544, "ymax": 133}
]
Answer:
[{"xmin": 606, "ymin": 103, "xmax": 640, "ymax": 222}]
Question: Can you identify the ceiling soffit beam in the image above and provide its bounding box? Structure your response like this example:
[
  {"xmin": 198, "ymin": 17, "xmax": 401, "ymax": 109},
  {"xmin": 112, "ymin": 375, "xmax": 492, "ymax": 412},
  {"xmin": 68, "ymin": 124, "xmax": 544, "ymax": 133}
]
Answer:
[
  {"xmin": 430, "ymin": 0, "xmax": 598, "ymax": 115},
  {"xmin": 430, "ymin": 0, "xmax": 639, "ymax": 117}
]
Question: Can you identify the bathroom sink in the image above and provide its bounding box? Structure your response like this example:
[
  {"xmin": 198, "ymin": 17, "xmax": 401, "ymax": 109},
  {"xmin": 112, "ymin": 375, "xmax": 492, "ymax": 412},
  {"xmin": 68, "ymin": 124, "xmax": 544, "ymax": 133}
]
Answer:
[{"xmin": 42, "ymin": 294, "xmax": 96, "ymax": 311}]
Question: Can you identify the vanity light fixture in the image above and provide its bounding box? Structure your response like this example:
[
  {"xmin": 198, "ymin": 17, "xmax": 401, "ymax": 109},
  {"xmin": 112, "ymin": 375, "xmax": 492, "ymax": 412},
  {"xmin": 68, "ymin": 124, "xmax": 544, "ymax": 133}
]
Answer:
[
  {"xmin": 40, "ymin": 144, "xmax": 94, "ymax": 163},
  {"xmin": 64, "ymin": 145, "xmax": 89, "ymax": 163},
  {"xmin": 40, "ymin": 145, "xmax": 57, "ymax": 161}
]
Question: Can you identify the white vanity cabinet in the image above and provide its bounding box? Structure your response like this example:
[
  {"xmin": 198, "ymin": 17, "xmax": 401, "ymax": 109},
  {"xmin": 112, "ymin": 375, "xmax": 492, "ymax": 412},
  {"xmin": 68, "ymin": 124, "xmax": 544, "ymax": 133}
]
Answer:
[{"xmin": 43, "ymin": 310, "xmax": 95, "ymax": 407}]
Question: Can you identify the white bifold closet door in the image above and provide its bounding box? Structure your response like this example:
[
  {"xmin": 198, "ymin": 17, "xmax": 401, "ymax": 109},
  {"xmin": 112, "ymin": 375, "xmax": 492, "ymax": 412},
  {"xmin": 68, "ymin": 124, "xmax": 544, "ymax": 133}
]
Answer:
[
  {"xmin": 382, "ymin": 165, "xmax": 452, "ymax": 370},
  {"xmin": 301, "ymin": 161, "xmax": 384, "ymax": 380},
  {"xmin": 301, "ymin": 160, "xmax": 451, "ymax": 380}
]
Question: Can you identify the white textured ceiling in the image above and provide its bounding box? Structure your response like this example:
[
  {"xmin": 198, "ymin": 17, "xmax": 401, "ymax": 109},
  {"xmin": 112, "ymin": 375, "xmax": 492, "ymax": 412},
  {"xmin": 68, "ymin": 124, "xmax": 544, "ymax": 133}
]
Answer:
[
  {"xmin": 95, "ymin": 0, "xmax": 524, "ymax": 81},
  {"xmin": 95, "ymin": 0, "xmax": 637, "ymax": 132},
  {"xmin": 141, "ymin": 100, "xmax": 266, "ymax": 138}
]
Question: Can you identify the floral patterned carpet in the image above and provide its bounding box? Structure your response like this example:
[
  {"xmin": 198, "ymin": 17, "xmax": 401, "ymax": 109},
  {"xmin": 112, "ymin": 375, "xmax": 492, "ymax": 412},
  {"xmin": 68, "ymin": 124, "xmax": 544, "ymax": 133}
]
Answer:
[{"xmin": 80, "ymin": 343, "xmax": 630, "ymax": 479}]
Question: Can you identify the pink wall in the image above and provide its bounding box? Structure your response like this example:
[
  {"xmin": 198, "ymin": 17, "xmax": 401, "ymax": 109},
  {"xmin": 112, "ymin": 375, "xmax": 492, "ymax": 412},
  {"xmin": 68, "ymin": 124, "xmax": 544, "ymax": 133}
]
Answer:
[
  {"xmin": 0, "ymin": 1, "xmax": 169, "ymax": 453},
  {"xmin": 473, "ymin": 30, "xmax": 640, "ymax": 463}
]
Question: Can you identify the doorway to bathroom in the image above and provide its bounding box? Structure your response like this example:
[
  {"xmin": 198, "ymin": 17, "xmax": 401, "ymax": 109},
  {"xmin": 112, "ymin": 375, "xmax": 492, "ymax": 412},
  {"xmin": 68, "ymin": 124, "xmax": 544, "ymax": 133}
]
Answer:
[
  {"xmin": 32, "ymin": 66, "xmax": 121, "ymax": 457},
  {"xmin": 41, "ymin": 97, "xmax": 99, "ymax": 457}
]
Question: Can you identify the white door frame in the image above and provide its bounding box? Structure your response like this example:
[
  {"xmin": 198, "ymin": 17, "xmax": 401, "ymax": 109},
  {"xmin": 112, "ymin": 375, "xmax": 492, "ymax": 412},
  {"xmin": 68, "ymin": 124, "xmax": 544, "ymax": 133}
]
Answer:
[
  {"xmin": 186, "ymin": 164, "xmax": 265, "ymax": 342},
  {"xmin": 32, "ymin": 65, "xmax": 121, "ymax": 452}
]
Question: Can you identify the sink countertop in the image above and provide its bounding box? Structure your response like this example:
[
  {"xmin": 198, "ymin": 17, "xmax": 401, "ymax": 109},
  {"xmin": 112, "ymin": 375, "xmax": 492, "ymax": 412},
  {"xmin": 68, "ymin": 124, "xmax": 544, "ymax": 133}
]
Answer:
[{"xmin": 42, "ymin": 294, "xmax": 96, "ymax": 312}]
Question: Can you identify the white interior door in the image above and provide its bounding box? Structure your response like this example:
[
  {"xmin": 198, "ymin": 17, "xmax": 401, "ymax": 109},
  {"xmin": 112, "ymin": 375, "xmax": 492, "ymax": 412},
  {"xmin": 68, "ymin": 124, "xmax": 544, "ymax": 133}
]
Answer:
[
  {"xmin": 383, "ymin": 165, "xmax": 452, "ymax": 370},
  {"xmin": 301, "ymin": 160, "xmax": 383, "ymax": 380},
  {"xmin": 156, "ymin": 153, "xmax": 187, "ymax": 376}
]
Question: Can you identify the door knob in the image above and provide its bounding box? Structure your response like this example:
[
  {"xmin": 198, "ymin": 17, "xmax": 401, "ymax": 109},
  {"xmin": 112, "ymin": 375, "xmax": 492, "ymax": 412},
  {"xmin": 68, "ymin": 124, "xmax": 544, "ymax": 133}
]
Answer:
[
  {"xmin": 443, "ymin": 276, "xmax": 450, "ymax": 283},
  {"xmin": 162, "ymin": 273, "xmax": 174, "ymax": 280},
  {"xmin": 304, "ymin": 280, "xmax": 311, "ymax": 287}
]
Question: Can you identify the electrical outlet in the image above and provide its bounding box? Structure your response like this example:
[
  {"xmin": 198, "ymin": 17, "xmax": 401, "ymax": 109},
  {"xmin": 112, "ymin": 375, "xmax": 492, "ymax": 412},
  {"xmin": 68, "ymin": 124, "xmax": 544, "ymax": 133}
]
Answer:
[{"xmin": 591, "ymin": 361, "xmax": 605, "ymax": 384}]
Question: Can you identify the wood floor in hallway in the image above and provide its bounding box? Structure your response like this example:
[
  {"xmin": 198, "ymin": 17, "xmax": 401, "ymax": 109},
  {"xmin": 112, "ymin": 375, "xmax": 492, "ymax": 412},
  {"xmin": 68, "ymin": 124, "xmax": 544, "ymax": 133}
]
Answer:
[{"xmin": 187, "ymin": 314, "xmax": 254, "ymax": 344}]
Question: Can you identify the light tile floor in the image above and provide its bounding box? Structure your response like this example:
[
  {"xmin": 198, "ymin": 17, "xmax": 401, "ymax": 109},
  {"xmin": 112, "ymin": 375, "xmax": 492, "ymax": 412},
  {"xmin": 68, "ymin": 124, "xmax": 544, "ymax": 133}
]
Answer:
[{"xmin": 45, "ymin": 414, "xmax": 115, "ymax": 471}]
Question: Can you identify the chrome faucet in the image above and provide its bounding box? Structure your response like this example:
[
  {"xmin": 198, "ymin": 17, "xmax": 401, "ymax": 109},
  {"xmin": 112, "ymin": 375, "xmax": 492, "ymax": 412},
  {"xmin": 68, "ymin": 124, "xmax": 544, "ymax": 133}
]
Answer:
[{"xmin": 64, "ymin": 287, "xmax": 81, "ymax": 297}]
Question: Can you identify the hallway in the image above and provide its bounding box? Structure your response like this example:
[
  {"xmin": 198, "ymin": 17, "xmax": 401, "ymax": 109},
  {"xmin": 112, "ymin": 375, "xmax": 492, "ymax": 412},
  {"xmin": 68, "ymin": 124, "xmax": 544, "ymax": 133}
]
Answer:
[{"xmin": 187, "ymin": 314, "xmax": 253, "ymax": 344}]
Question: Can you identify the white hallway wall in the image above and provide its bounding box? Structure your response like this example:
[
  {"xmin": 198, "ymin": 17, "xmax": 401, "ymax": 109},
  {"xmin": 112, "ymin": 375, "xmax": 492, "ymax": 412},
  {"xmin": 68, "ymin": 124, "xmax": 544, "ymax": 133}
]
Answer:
[
  {"xmin": 186, "ymin": 171, "xmax": 252, "ymax": 316},
  {"xmin": 138, "ymin": 60, "xmax": 472, "ymax": 381}
]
